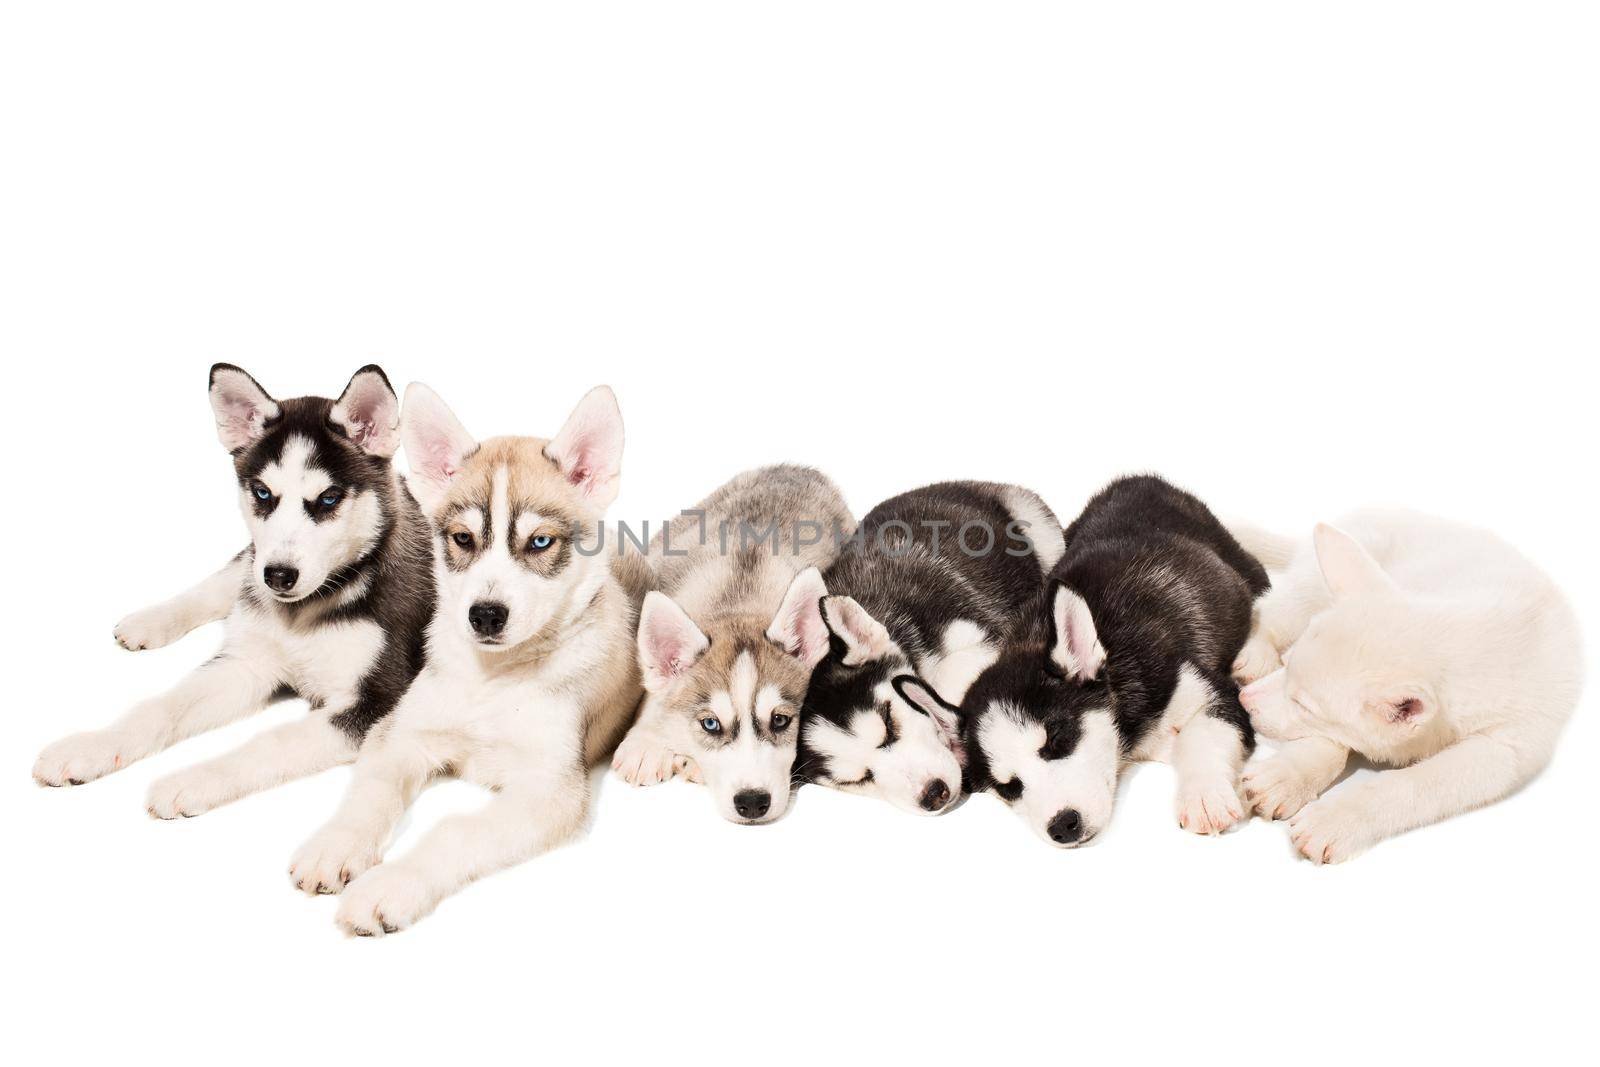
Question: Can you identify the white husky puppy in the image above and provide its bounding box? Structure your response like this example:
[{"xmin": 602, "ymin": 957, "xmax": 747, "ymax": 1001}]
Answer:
[
  {"xmin": 1233, "ymin": 513, "xmax": 1582, "ymax": 864},
  {"xmin": 288, "ymin": 383, "xmax": 645, "ymax": 935}
]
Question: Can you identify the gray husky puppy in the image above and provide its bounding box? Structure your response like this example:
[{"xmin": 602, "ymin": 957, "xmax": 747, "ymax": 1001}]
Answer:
[{"xmin": 612, "ymin": 465, "xmax": 852, "ymax": 824}]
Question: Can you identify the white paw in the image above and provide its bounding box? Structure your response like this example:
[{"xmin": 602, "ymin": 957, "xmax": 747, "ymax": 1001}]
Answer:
[
  {"xmin": 1232, "ymin": 635, "xmax": 1283, "ymax": 685},
  {"xmin": 1176, "ymin": 775, "xmax": 1244, "ymax": 835},
  {"xmin": 33, "ymin": 731, "xmax": 129, "ymax": 787},
  {"xmin": 611, "ymin": 731, "xmax": 682, "ymax": 786},
  {"xmin": 114, "ymin": 606, "xmax": 188, "ymax": 651},
  {"xmin": 145, "ymin": 766, "xmax": 233, "ymax": 820},
  {"xmin": 1288, "ymin": 794, "xmax": 1373, "ymax": 864},
  {"xmin": 337, "ymin": 864, "xmax": 436, "ymax": 937},
  {"xmin": 289, "ymin": 826, "xmax": 383, "ymax": 896},
  {"xmin": 675, "ymin": 756, "xmax": 703, "ymax": 784},
  {"xmin": 1241, "ymin": 753, "xmax": 1323, "ymax": 821}
]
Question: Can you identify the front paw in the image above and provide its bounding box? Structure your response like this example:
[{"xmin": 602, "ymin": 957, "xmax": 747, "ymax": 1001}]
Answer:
[
  {"xmin": 114, "ymin": 606, "xmax": 187, "ymax": 651},
  {"xmin": 612, "ymin": 730, "xmax": 681, "ymax": 786},
  {"xmin": 289, "ymin": 827, "xmax": 383, "ymax": 896},
  {"xmin": 1176, "ymin": 775, "xmax": 1244, "ymax": 835},
  {"xmin": 1231, "ymin": 635, "xmax": 1283, "ymax": 685},
  {"xmin": 1288, "ymin": 794, "xmax": 1373, "ymax": 864},
  {"xmin": 1242, "ymin": 753, "xmax": 1323, "ymax": 821},
  {"xmin": 146, "ymin": 766, "xmax": 231, "ymax": 820},
  {"xmin": 33, "ymin": 731, "xmax": 128, "ymax": 786},
  {"xmin": 337, "ymin": 864, "xmax": 437, "ymax": 937}
]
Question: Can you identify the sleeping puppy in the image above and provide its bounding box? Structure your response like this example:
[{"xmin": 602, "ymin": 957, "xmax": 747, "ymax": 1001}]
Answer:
[
  {"xmin": 1233, "ymin": 514, "xmax": 1582, "ymax": 863},
  {"xmin": 798, "ymin": 482, "xmax": 1064, "ymax": 816},
  {"xmin": 910, "ymin": 475, "xmax": 1268, "ymax": 847}
]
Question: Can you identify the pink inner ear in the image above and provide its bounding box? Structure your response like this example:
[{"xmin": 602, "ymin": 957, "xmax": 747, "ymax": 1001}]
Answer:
[{"xmin": 1392, "ymin": 698, "xmax": 1423, "ymax": 722}]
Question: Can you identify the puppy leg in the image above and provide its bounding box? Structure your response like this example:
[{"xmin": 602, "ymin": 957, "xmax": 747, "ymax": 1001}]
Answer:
[
  {"xmin": 33, "ymin": 652, "xmax": 279, "ymax": 786},
  {"xmin": 611, "ymin": 698, "xmax": 684, "ymax": 786},
  {"xmin": 146, "ymin": 714, "xmax": 359, "ymax": 819},
  {"xmin": 114, "ymin": 555, "xmax": 246, "ymax": 652},
  {"xmin": 1288, "ymin": 730, "xmax": 1547, "ymax": 864},
  {"xmin": 1242, "ymin": 736, "xmax": 1348, "ymax": 820},
  {"xmin": 1233, "ymin": 571, "xmax": 1329, "ymax": 684},
  {"xmin": 288, "ymin": 726, "xmax": 443, "ymax": 895},
  {"xmin": 1173, "ymin": 674, "xmax": 1252, "ymax": 835},
  {"xmin": 337, "ymin": 766, "xmax": 588, "ymax": 936}
]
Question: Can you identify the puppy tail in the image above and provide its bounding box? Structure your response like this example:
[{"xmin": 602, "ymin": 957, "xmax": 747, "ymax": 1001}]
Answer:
[{"xmin": 1225, "ymin": 520, "xmax": 1298, "ymax": 572}]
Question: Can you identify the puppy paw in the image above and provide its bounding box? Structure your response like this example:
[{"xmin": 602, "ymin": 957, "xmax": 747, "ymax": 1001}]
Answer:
[
  {"xmin": 1241, "ymin": 753, "xmax": 1323, "ymax": 821},
  {"xmin": 114, "ymin": 606, "xmax": 189, "ymax": 651},
  {"xmin": 289, "ymin": 827, "xmax": 383, "ymax": 896},
  {"xmin": 675, "ymin": 756, "xmax": 703, "ymax": 784},
  {"xmin": 145, "ymin": 766, "xmax": 232, "ymax": 820},
  {"xmin": 612, "ymin": 731, "xmax": 681, "ymax": 786},
  {"xmin": 1231, "ymin": 635, "xmax": 1283, "ymax": 685},
  {"xmin": 337, "ymin": 864, "xmax": 436, "ymax": 937},
  {"xmin": 1288, "ymin": 795, "xmax": 1373, "ymax": 864},
  {"xmin": 1176, "ymin": 775, "xmax": 1244, "ymax": 835},
  {"xmin": 33, "ymin": 731, "xmax": 128, "ymax": 787}
]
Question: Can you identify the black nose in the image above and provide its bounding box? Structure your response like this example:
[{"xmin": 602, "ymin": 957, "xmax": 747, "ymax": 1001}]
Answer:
[
  {"xmin": 263, "ymin": 565, "xmax": 298, "ymax": 593},
  {"xmin": 733, "ymin": 789, "xmax": 771, "ymax": 820},
  {"xmin": 919, "ymin": 779, "xmax": 952, "ymax": 811},
  {"xmin": 1047, "ymin": 808, "xmax": 1085, "ymax": 844},
  {"xmin": 468, "ymin": 601, "xmax": 509, "ymax": 637}
]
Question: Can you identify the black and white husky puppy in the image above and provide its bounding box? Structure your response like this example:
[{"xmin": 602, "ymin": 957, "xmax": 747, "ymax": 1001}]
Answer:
[
  {"xmin": 33, "ymin": 365, "xmax": 435, "ymax": 817},
  {"xmin": 797, "ymin": 482, "xmax": 1064, "ymax": 816},
  {"xmin": 900, "ymin": 475, "xmax": 1269, "ymax": 847}
]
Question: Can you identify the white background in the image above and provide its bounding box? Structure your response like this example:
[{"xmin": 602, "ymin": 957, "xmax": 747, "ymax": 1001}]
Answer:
[{"xmin": 3, "ymin": 2, "xmax": 1596, "ymax": 1063}]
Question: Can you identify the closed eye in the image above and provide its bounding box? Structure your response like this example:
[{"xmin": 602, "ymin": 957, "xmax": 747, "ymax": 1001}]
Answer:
[
  {"xmin": 877, "ymin": 702, "xmax": 898, "ymax": 749},
  {"xmin": 994, "ymin": 777, "xmax": 1025, "ymax": 802}
]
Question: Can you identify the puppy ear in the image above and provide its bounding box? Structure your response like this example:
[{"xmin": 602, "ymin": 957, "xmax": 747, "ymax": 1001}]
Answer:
[
  {"xmin": 637, "ymin": 592, "xmax": 710, "ymax": 693},
  {"xmin": 330, "ymin": 365, "xmax": 401, "ymax": 457},
  {"xmin": 1314, "ymin": 523, "xmax": 1394, "ymax": 600},
  {"xmin": 209, "ymin": 364, "xmax": 279, "ymax": 452},
  {"xmin": 820, "ymin": 595, "xmax": 893, "ymax": 667},
  {"xmin": 1048, "ymin": 583, "xmax": 1105, "ymax": 680},
  {"xmin": 546, "ymin": 385, "xmax": 624, "ymax": 509},
  {"xmin": 1378, "ymin": 692, "xmax": 1434, "ymax": 729},
  {"xmin": 893, "ymin": 675, "xmax": 965, "ymax": 746},
  {"xmin": 401, "ymin": 383, "xmax": 477, "ymax": 509},
  {"xmin": 767, "ymin": 567, "xmax": 831, "ymax": 668}
]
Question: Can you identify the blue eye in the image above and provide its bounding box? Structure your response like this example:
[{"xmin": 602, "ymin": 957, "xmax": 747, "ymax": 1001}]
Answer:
[
  {"xmin": 529, "ymin": 534, "xmax": 553, "ymax": 551},
  {"xmin": 252, "ymin": 483, "xmax": 272, "ymax": 501},
  {"xmin": 699, "ymin": 717, "xmax": 722, "ymax": 734},
  {"xmin": 319, "ymin": 489, "xmax": 343, "ymax": 508}
]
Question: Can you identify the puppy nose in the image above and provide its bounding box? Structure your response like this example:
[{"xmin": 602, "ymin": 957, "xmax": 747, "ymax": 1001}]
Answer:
[
  {"xmin": 1047, "ymin": 808, "xmax": 1084, "ymax": 844},
  {"xmin": 733, "ymin": 789, "xmax": 771, "ymax": 820},
  {"xmin": 263, "ymin": 565, "xmax": 298, "ymax": 592},
  {"xmin": 468, "ymin": 601, "xmax": 509, "ymax": 637},
  {"xmin": 919, "ymin": 779, "xmax": 952, "ymax": 811}
]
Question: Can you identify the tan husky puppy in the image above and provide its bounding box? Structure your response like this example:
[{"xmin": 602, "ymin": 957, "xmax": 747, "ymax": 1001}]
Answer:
[{"xmin": 288, "ymin": 383, "xmax": 645, "ymax": 935}]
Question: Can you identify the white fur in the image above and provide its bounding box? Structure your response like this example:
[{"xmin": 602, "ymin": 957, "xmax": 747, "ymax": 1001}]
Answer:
[
  {"xmin": 1049, "ymin": 585, "xmax": 1105, "ymax": 680},
  {"xmin": 766, "ymin": 566, "xmax": 831, "ymax": 668},
  {"xmin": 245, "ymin": 435, "xmax": 384, "ymax": 601},
  {"xmin": 810, "ymin": 674, "xmax": 965, "ymax": 816},
  {"xmin": 1236, "ymin": 510, "xmax": 1583, "ymax": 863},
  {"xmin": 983, "ymin": 704, "xmax": 1119, "ymax": 846},
  {"xmin": 113, "ymin": 555, "xmax": 245, "ymax": 651}
]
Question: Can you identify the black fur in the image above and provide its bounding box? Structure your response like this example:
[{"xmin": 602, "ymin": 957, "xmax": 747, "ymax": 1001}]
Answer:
[
  {"xmin": 797, "ymin": 481, "xmax": 1062, "ymax": 782},
  {"xmin": 216, "ymin": 364, "xmax": 436, "ymax": 741},
  {"xmin": 961, "ymin": 474, "xmax": 1268, "ymax": 795}
]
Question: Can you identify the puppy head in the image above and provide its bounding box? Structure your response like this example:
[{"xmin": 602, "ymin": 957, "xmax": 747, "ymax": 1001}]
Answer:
[
  {"xmin": 637, "ymin": 568, "xmax": 831, "ymax": 824},
  {"xmin": 1239, "ymin": 524, "xmax": 1440, "ymax": 753},
  {"xmin": 402, "ymin": 383, "xmax": 623, "ymax": 650},
  {"xmin": 213, "ymin": 364, "xmax": 400, "ymax": 603},
  {"xmin": 797, "ymin": 597, "xmax": 964, "ymax": 816},
  {"xmin": 962, "ymin": 646, "xmax": 1120, "ymax": 847}
]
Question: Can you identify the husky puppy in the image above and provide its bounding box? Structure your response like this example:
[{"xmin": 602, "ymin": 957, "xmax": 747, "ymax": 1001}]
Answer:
[
  {"xmin": 289, "ymin": 383, "xmax": 644, "ymax": 934},
  {"xmin": 33, "ymin": 365, "xmax": 435, "ymax": 817},
  {"xmin": 611, "ymin": 465, "xmax": 851, "ymax": 824},
  {"xmin": 1233, "ymin": 514, "xmax": 1583, "ymax": 864},
  {"xmin": 913, "ymin": 475, "xmax": 1268, "ymax": 847},
  {"xmin": 798, "ymin": 482, "xmax": 1064, "ymax": 816}
]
